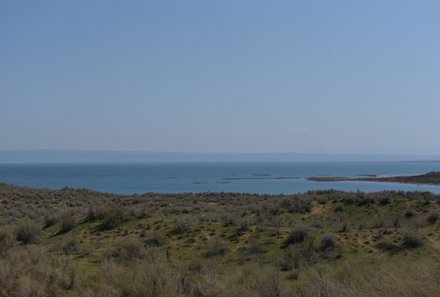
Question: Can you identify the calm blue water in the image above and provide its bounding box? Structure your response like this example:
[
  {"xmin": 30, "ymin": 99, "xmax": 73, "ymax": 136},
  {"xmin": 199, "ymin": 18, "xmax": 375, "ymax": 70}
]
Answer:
[{"xmin": 1, "ymin": 162, "xmax": 440, "ymax": 195}]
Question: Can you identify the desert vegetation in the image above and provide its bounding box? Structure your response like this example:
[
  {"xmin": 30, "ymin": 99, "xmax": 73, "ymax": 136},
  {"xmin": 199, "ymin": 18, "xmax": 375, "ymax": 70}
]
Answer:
[{"xmin": 1, "ymin": 183, "xmax": 440, "ymax": 296}]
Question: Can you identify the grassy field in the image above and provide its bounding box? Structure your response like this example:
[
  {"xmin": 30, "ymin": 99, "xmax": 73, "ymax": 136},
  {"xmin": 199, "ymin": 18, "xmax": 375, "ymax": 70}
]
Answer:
[{"xmin": 1, "ymin": 183, "xmax": 440, "ymax": 296}]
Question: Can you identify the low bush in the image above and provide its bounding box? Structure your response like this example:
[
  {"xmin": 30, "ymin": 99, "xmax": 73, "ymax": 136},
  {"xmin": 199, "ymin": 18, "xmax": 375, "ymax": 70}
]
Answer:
[
  {"xmin": 402, "ymin": 232, "xmax": 423, "ymax": 249},
  {"xmin": 15, "ymin": 218, "xmax": 40, "ymax": 244},
  {"xmin": 100, "ymin": 205, "xmax": 125, "ymax": 230},
  {"xmin": 426, "ymin": 212, "xmax": 439, "ymax": 225},
  {"xmin": 376, "ymin": 236, "xmax": 399, "ymax": 252},
  {"xmin": 404, "ymin": 209, "xmax": 417, "ymax": 218},
  {"xmin": 144, "ymin": 232, "xmax": 166, "ymax": 247},
  {"xmin": 378, "ymin": 197, "xmax": 391, "ymax": 206},
  {"xmin": 0, "ymin": 228, "xmax": 14, "ymax": 256},
  {"xmin": 279, "ymin": 198, "xmax": 312, "ymax": 214},
  {"xmin": 106, "ymin": 238, "xmax": 146, "ymax": 262},
  {"xmin": 204, "ymin": 239, "xmax": 229, "ymax": 257},
  {"xmin": 319, "ymin": 234, "xmax": 337, "ymax": 251},
  {"xmin": 44, "ymin": 214, "xmax": 59, "ymax": 228},
  {"xmin": 283, "ymin": 225, "xmax": 310, "ymax": 248},
  {"xmin": 170, "ymin": 219, "xmax": 189, "ymax": 235},
  {"xmin": 59, "ymin": 213, "xmax": 77, "ymax": 234},
  {"xmin": 60, "ymin": 237, "xmax": 80, "ymax": 254},
  {"xmin": 281, "ymin": 236, "xmax": 317, "ymax": 270}
]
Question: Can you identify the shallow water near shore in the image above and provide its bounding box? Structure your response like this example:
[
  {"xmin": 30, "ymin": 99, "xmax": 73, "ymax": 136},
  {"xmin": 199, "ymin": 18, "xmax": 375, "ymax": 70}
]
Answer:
[{"xmin": 1, "ymin": 161, "xmax": 440, "ymax": 195}]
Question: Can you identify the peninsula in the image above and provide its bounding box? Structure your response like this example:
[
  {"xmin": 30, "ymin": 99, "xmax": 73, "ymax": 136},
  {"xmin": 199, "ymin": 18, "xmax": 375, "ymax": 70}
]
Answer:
[{"xmin": 308, "ymin": 171, "xmax": 440, "ymax": 186}]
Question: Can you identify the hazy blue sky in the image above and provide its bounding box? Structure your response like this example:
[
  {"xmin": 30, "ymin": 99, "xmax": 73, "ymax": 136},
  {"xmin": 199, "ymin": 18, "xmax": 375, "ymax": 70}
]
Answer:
[{"xmin": 1, "ymin": 1, "xmax": 439, "ymax": 154}]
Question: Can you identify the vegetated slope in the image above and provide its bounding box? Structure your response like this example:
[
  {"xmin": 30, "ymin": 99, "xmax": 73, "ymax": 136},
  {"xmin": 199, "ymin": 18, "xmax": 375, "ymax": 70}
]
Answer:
[
  {"xmin": 1, "ymin": 183, "xmax": 440, "ymax": 296},
  {"xmin": 309, "ymin": 171, "xmax": 440, "ymax": 185}
]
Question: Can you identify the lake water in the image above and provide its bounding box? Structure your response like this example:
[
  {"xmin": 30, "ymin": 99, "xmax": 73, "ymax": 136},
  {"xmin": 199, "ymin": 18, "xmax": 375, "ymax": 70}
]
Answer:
[{"xmin": 1, "ymin": 162, "xmax": 440, "ymax": 195}]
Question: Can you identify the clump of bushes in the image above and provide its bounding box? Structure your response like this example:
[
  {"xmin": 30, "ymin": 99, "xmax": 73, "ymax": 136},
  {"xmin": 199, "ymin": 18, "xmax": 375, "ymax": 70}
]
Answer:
[
  {"xmin": 319, "ymin": 234, "xmax": 337, "ymax": 251},
  {"xmin": 144, "ymin": 232, "xmax": 166, "ymax": 247},
  {"xmin": 170, "ymin": 219, "xmax": 189, "ymax": 235},
  {"xmin": 402, "ymin": 232, "xmax": 423, "ymax": 249},
  {"xmin": 0, "ymin": 228, "xmax": 14, "ymax": 256},
  {"xmin": 426, "ymin": 212, "xmax": 439, "ymax": 225},
  {"xmin": 87, "ymin": 204, "xmax": 126, "ymax": 229},
  {"xmin": 15, "ymin": 218, "xmax": 40, "ymax": 244},
  {"xmin": 376, "ymin": 236, "xmax": 399, "ymax": 252},
  {"xmin": 60, "ymin": 237, "xmax": 80, "ymax": 254},
  {"xmin": 279, "ymin": 198, "xmax": 312, "ymax": 214},
  {"xmin": 204, "ymin": 238, "xmax": 229, "ymax": 257},
  {"xmin": 106, "ymin": 238, "xmax": 146, "ymax": 262},
  {"xmin": 44, "ymin": 213, "xmax": 59, "ymax": 228},
  {"xmin": 334, "ymin": 205, "xmax": 344, "ymax": 213},
  {"xmin": 281, "ymin": 234, "xmax": 317, "ymax": 271},
  {"xmin": 283, "ymin": 225, "xmax": 309, "ymax": 248},
  {"xmin": 404, "ymin": 209, "xmax": 417, "ymax": 218},
  {"xmin": 378, "ymin": 197, "xmax": 391, "ymax": 206},
  {"xmin": 99, "ymin": 205, "xmax": 126, "ymax": 230},
  {"xmin": 59, "ymin": 212, "xmax": 77, "ymax": 234},
  {"xmin": 240, "ymin": 238, "xmax": 267, "ymax": 255}
]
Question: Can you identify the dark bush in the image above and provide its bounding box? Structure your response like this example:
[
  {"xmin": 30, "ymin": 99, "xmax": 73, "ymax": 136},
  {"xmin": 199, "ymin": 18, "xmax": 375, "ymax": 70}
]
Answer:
[
  {"xmin": 144, "ymin": 232, "xmax": 166, "ymax": 247},
  {"xmin": 100, "ymin": 205, "xmax": 125, "ymax": 230},
  {"xmin": 279, "ymin": 198, "xmax": 312, "ymax": 214},
  {"xmin": 0, "ymin": 228, "xmax": 14, "ymax": 256},
  {"xmin": 170, "ymin": 219, "xmax": 189, "ymax": 235},
  {"xmin": 334, "ymin": 205, "xmax": 344, "ymax": 213},
  {"xmin": 281, "ymin": 236, "xmax": 316, "ymax": 270},
  {"xmin": 15, "ymin": 218, "xmax": 40, "ymax": 244},
  {"xmin": 426, "ymin": 212, "xmax": 439, "ymax": 225},
  {"xmin": 402, "ymin": 232, "xmax": 423, "ymax": 249},
  {"xmin": 59, "ymin": 213, "xmax": 77, "ymax": 234},
  {"xmin": 355, "ymin": 197, "xmax": 375, "ymax": 206},
  {"xmin": 319, "ymin": 234, "xmax": 337, "ymax": 251},
  {"xmin": 86, "ymin": 206, "xmax": 99, "ymax": 221},
  {"xmin": 376, "ymin": 236, "xmax": 399, "ymax": 252},
  {"xmin": 404, "ymin": 209, "xmax": 417, "ymax": 218},
  {"xmin": 107, "ymin": 239, "xmax": 146, "ymax": 262},
  {"xmin": 204, "ymin": 239, "xmax": 229, "ymax": 257},
  {"xmin": 44, "ymin": 214, "xmax": 59, "ymax": 228},
  {"xmin": 378, "ymin": 197, "xmax": 391, "ymax": 206},
  {"xmin": 283, "ymin": 226, "xmax": 309, "ymax": 248},
  {"xmin": 60, "ymin": 237, "xmax": 79, "ymax": 254}
]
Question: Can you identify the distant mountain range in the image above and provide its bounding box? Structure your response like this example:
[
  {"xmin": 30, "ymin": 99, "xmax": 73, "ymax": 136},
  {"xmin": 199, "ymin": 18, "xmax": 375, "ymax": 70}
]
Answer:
[{"xmin": 0, "ymin": 150, "xmax": 440, "ymax": 164}]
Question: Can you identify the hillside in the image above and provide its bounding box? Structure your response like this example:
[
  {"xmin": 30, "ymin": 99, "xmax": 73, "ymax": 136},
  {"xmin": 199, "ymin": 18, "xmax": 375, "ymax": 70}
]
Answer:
[{"xmin": 1, "ymin": 184, "xmax": 440, "ymax": 296}]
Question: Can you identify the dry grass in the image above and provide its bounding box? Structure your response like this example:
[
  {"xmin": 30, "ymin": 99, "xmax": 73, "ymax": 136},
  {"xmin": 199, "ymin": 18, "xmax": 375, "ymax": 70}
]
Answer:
[{"xmin": 1, "ymin": 184, "xmax": 440, "ymax": 296}]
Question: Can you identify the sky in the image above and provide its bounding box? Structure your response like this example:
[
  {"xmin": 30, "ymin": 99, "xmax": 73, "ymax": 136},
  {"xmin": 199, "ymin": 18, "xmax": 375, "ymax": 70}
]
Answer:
[{"xmin": 1, "ymin": 0, "xmax": 440, "ymax": 155}]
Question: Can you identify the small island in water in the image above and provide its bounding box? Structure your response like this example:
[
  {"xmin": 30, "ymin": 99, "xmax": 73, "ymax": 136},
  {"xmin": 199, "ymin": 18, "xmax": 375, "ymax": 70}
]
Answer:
[{"xmin": 308, "ymin": 171, "xmax": 440, "ymax": 186}]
